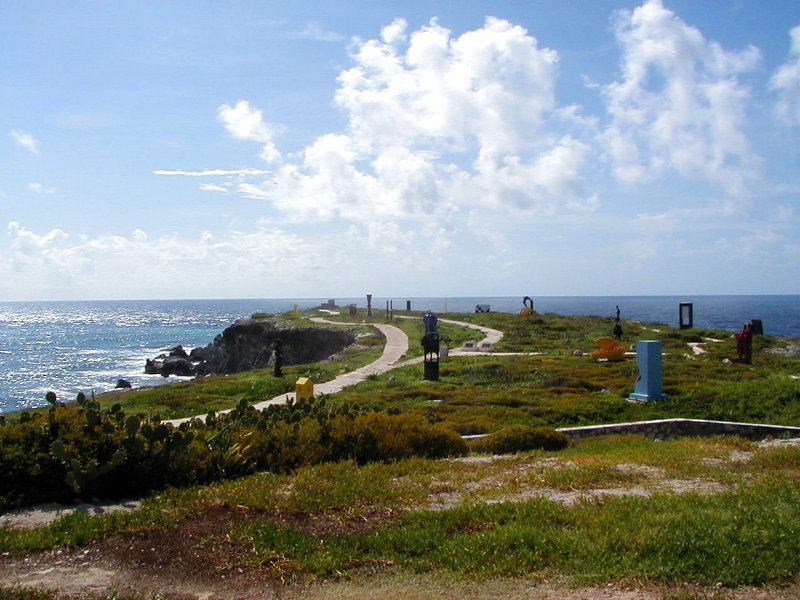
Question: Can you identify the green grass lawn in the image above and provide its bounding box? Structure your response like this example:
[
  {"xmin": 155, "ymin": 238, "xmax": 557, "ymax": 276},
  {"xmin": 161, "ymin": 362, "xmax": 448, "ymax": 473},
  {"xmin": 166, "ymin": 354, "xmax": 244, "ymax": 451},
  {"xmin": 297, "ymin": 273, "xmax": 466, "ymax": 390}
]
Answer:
[
  {"xmin": 3, "ymin": 436, "xmax": 799, "ymax": 589},
  {"xmin": 52, "ymin": 309, "xmax": 798, "ymax": 429}
]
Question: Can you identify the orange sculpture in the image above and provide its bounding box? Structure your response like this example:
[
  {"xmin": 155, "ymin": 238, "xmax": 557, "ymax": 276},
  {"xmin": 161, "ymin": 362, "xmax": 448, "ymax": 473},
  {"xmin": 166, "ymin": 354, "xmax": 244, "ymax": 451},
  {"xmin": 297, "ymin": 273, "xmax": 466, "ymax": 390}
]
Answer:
[{"xmin": 590, "ymin": 337, "xmax": 626, "ymax": 361}]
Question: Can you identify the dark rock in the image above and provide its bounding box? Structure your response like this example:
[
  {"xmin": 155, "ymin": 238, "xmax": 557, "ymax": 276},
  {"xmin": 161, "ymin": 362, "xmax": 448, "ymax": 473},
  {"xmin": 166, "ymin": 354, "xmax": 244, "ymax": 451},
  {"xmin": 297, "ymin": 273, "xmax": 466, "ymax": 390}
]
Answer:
[
  {"xmin": 115, "ymin": 378, "xmax": 132, "ymax": 389},
  {"xmin": 145, "ymin": 319, "xmax": 355, "ymax": 377},
  {"xmin": 160, "ymin": 356, "xmax": 195, "ymax": 377},
  {"xmin": 189, "ymin": 345, "xmax": 217, "ymax": 362},
  {"xmin": 168, "ymin": 345, "xmax": 189, "ymax": 359}
]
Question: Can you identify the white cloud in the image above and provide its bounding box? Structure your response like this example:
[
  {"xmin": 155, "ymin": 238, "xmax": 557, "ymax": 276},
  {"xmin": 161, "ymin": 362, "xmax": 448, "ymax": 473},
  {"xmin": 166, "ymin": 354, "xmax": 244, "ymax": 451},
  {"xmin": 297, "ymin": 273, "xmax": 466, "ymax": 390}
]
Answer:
[
  {"xmin": 380, "ymin": 18, "xmax": 407, "ymax": 46},
  {"xmin": 10, "ymin": 129, "xmax": 39, "ymax": 154},
  {"xmin": 28, "ymin": 182, "xmax": 56, "ymax": 194},
  {"xmin": 199, "ymin": 183, "xmax": 229, "ymax": 193},
  {"xmin": 0, "ymin": 220, "xmax": 449, "ymax": 299},
  {"xmin": 1, "ymin": 221, "xmax": 318, "ymax": 298},
  {"xmin": 601, "ymin": 0, "xmax": 761, "ymax": 197},
  {"xmin": 335, "ymin": 17, "xmax": 558, "ymax": 155},
  {"xmin": 8, "ymin": 222, "xmax": 67, "ymax": 253},
  {"xmin": 225, "ymin": 17, "xmax": 594, "ymax": 229},
  {"xmin": 218, "ymin": 101, "xmax": 282, "ymax": 163},
  {"xmin": 770, "ymin": 25, "xmax": 800, "ymax": 125}
]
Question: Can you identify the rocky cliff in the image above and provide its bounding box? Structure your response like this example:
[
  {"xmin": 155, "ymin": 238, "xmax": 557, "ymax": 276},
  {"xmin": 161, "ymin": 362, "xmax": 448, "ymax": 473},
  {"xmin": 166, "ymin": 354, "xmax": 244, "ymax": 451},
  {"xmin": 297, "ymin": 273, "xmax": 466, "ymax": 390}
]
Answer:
[{"xmin": 145, "ymin": 319, "xmax": 356, "ymax": 377}]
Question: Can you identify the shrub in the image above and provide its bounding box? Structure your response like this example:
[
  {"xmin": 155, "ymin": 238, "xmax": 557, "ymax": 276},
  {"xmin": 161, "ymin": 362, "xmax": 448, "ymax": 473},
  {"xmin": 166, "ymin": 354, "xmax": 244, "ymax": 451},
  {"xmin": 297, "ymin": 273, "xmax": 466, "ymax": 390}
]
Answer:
[
  {"xmin": 0, "ymin": 394, "xmax": 468, "ymax": 511},
  {"xmin": 329, "ymin": 412, "xmax": 468, "ymax": 464},
  {"xmin": 472, "ymin": 425, "xmax": 570, "ymax": 454}
]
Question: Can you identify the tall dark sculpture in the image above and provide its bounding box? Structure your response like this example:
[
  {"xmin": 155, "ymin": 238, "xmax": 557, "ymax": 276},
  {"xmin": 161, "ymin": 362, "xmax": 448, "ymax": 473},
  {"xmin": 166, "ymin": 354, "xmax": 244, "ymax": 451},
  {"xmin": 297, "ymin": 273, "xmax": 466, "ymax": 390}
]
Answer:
[
  {"xmin": 273, "ymin": 339, "xmax": 283, "ymax": 377},
  {"xmin": 735, "ymin": 322, "xmax": 753, "ymax": 364},
  {"xmin": 421, "ymin": 311, "xmax": 440, "ymax": 381},
  {"xmin": 423, "ymin": 311, "xmax": 438, "ymax": 334},
  {"xmin": 612, "ymin": 305, "xmax": 623, "ymax": 340}
]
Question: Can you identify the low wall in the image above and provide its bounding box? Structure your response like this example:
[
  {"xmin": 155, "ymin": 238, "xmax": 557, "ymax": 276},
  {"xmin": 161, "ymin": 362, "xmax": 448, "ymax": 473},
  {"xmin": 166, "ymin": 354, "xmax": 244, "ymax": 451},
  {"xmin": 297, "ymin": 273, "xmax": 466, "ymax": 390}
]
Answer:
[{"xmin": 557, "ymin": 418, "xmax": 800, "ymax": 442}]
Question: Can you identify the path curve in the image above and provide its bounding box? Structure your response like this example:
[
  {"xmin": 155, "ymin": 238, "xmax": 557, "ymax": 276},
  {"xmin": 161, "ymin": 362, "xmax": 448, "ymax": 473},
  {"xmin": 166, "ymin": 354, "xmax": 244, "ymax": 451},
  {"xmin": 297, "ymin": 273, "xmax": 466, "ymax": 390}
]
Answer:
[
  {"xmin": 395, "ymin": 315, "xmax": 505, "ymax": 356},
  {"xmin": 167, "ymin": 316, "xmax": 510, "ymax": 426},
  {"xmin": 166, "ymin": 321, "xmax": 408, "ymax": 426},
  {"xmin": 251, "ymin": 320, "xmax": 409, "ymax": 410},
  {"xmin": 440, "ymin": 318, "xmax": 504, "ymax": 347}
]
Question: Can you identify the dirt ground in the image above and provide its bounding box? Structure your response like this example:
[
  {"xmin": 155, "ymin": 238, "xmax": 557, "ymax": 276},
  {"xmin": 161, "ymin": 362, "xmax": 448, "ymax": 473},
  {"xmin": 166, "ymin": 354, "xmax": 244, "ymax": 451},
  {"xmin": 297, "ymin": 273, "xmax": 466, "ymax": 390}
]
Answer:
[
  {"xmin": 4, "ymin": 441, "xmax": 799, "ymax": 599},
  {"xmin": 2, "ymin": 501, "xmax": 799, "ymax": 600}
]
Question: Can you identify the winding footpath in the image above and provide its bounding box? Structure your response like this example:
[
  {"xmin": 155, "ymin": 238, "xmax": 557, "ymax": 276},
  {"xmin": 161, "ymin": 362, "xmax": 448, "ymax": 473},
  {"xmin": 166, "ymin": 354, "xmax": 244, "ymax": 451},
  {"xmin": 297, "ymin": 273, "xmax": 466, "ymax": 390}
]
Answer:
[{"xmin": 167, "ymin": 318, "xmax": 503, "ymax": 426}]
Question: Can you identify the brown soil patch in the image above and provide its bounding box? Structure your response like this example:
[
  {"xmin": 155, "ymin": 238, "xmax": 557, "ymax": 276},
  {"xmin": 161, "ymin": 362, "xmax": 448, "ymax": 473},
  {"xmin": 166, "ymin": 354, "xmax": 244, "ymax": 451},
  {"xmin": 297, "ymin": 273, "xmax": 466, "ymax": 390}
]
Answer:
[{"xmin": 1, "ymin": 503, "xmax": 400, "ymax": 600}]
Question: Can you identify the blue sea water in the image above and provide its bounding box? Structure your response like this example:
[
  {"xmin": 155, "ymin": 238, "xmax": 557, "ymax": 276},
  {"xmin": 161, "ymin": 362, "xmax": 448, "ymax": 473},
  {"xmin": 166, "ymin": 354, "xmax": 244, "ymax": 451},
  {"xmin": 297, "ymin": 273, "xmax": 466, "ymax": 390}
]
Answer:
[{"xmin": 0, "ymin": 295, "xmax": 797, "ymax": 413}]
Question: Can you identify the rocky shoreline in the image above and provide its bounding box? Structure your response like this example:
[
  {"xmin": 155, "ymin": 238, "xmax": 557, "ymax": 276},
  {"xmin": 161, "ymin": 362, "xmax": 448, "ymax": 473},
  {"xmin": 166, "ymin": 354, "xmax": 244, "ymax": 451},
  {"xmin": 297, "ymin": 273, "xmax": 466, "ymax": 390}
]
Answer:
[{"xmin": 144, "ymin": 318, "xmax": 356, "ymax": 378}]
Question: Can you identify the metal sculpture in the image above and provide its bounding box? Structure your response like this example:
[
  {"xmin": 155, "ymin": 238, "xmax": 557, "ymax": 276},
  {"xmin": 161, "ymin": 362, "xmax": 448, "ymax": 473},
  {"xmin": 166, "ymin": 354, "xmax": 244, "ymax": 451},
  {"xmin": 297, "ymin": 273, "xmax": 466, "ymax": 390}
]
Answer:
[
  {"xmin": 421, "ymin": 311, "xmax": 440, "ymax": 381},
  {"xmin": 273, "ymin": 339, "xmax": 283, "ymax": 377},
  {"xmin": 612, "ymin": 305, "xmax": 623, "ymax": 339},
  {"xmin": 519, "ymin": 296, "xmax": 534, "ymax": 316}
]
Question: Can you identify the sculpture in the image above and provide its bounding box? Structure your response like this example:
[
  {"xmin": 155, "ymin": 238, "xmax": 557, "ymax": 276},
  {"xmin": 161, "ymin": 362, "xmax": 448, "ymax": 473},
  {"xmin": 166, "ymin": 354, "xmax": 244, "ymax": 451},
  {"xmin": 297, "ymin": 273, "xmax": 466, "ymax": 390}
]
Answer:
[
  {"xmin": 423, "ymin": 311, "xmax": 438, "ymax": 334},
  {"xmin": 273, "ymin": 339, "xmax": 283, "ymax": 377},
  {"xmin": 518, "ymin": 296, "xmax": 535, "ymax": 316},
  {"xmin": 590, "ymin": 337, "xmax": 626, "ymax": 361},
  {"xmin": 735, "ymin": 323, "xmax": 753, "ymax": 364},
  {"xmin": 612, "ymin": 305, "xmax": 623, "ymax": 339},
  {"xmin": 421, "ymin": 312, "xmax": 440, "ymax": 381}
]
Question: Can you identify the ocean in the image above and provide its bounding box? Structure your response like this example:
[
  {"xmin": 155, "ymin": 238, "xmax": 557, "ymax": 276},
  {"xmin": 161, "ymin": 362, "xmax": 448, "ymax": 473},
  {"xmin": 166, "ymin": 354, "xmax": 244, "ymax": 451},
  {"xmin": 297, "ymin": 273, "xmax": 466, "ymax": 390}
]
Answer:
[{"xmin": 1, "ymin": 295, "xmax": 797, "ymax": 413}]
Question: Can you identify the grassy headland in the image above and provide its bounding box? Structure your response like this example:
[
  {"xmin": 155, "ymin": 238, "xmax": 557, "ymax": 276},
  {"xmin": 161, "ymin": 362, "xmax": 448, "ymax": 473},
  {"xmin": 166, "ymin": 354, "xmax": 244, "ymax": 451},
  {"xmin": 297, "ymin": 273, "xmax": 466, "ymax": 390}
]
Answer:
[{"xmin": 1, "ymin": 307, "xmax": 799, "ymax": 598}]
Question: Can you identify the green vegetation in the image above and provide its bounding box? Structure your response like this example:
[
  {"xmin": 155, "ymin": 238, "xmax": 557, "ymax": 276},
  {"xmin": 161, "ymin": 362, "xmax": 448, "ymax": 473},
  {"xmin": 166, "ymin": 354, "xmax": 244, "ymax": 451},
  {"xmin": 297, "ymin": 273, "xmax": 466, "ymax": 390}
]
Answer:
[
  {"xmin": 229, "ymin": 481, "xmax": 799, "ymax": 585},
  {"xmin": 469, "ymin": 424, "xmax": 570, "ymax": 453},
  {"xmin": 2, "ymin": 308, "xmax": 799, "ymax": 597},
  {"xmin": 89, "ymin": 326, "xmax": 383, "ymax": 420},
  {"xmin": 2, "ymin": 437, "xmax": 800, "ymax": 590},
  {"xmin": 329, "ymin": 312, "xmax": 799, "ymax": 433},
  {"xmin": 0, "ymin": 393, "xmax": 466, "ymax": 512}
]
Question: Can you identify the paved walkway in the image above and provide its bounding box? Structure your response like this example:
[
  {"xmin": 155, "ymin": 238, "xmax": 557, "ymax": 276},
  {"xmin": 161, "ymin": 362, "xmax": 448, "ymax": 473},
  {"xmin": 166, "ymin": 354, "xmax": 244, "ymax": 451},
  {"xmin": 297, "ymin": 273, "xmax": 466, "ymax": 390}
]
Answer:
[
  {"xmin": 250, "ymin": 320, "xmax": 410, "ymax": 410},
  {"xmin": 168, "ymin": 320, "xmax": 411, "ymax": 425},
  {"xmin": 167, "ymin": 317, "xmax": 509, "ymax": 426}
]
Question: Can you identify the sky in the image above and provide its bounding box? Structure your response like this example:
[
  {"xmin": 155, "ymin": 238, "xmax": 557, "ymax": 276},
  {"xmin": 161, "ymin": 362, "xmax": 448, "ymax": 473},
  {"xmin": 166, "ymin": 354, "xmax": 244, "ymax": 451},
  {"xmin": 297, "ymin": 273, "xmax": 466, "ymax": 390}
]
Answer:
[{"xmin": 1, "ymin": 0, "xmax": 799, "ymax": 301}]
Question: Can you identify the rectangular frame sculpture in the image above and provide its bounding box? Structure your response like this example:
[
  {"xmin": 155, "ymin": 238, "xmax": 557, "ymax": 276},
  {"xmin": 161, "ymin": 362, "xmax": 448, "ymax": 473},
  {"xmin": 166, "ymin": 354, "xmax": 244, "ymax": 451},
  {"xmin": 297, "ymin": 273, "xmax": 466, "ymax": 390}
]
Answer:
[{"xmin": 679, "ymin": 302, "xmax": 693, "ymax": 329}]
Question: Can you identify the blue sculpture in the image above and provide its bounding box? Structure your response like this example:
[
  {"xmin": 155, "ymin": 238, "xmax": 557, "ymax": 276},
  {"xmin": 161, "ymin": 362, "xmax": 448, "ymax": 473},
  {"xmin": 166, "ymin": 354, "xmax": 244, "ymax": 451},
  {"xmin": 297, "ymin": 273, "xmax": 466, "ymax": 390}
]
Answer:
[{"xmin": 629, "ymin": 340, "xmax": 667, "ymax": 401}]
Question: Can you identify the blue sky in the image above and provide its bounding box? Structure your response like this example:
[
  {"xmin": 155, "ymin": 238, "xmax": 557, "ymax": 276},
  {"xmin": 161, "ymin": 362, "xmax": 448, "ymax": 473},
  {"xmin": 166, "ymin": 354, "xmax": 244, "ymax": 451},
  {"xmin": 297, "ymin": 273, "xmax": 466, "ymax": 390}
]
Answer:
[{"xmin": 2, "ymin": 0, "xmax": 799, "ymax": 301}]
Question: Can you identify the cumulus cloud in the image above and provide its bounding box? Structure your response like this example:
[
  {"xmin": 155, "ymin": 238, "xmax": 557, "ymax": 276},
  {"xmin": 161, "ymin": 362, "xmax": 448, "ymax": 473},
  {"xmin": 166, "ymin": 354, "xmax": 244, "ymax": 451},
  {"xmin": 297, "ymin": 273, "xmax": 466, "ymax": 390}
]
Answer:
[
  {"xmin": 601, "ymin": 0, "xmax": 760, "ymax": 197},
  {"xmin": 218, "ymin": 101, "xmax": 282, "ymax": 163},
  {"xmin": 1, "ymin": 221, "xmax": 317, "ymax": 298},
  {"xmin": 770, "ymin": 25, "xmax": 800, "ymax": 125},
  {"xmin": 0, "ymin": 220, "xmax": 447, "ymax": 299},
  {"xmin": 8, "ymin": 222, "xmax": 67, "ymax": 253},
  {"xmin": 10, "ymin": 129, "xmax": 39, "ymax": 154},
  {"xmin": 223, "ymin": 17, "xmax": 598, "ymax": 227}
]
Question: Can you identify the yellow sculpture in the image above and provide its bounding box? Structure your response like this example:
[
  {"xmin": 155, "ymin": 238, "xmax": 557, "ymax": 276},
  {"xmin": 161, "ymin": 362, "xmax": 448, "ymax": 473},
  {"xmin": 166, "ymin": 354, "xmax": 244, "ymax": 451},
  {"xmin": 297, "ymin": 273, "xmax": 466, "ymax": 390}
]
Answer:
[
  {"xmin": 590, "ymin": 337, "xmax": 626, "ymax": 361},
  {"xmin": 295, "ymin": 377, "xmax": 314, "ymax": 401}
]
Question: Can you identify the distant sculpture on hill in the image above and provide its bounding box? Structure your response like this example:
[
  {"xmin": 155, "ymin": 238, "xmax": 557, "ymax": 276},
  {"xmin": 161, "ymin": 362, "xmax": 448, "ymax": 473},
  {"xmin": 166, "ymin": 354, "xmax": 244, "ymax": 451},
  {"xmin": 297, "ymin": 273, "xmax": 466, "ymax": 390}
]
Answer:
[{"xmin": 612, "ymin": 305, "xmax": 623, "ymax": 339}]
